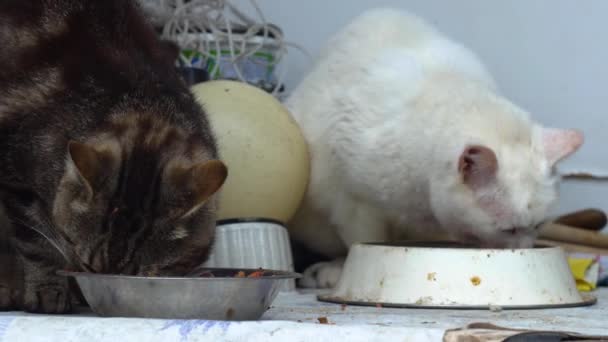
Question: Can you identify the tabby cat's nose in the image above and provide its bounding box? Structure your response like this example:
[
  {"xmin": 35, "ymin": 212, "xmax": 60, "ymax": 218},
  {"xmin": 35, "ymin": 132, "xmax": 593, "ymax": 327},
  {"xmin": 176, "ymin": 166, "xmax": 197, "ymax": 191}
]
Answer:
[
  {"xmin": 120, "ymin": 263, "xmax": 138, "ymax": 275},
  {"xmin": 90, "ymin": 252, "xmax": 106, "ymax": 273}
]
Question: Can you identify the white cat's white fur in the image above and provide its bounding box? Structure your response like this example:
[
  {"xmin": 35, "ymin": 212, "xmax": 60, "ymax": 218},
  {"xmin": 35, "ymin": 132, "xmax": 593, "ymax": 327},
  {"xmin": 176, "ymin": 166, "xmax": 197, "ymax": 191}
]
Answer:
[{"xmin": 285, "ymin": 8, "xmax": 583, "ymax": 288}]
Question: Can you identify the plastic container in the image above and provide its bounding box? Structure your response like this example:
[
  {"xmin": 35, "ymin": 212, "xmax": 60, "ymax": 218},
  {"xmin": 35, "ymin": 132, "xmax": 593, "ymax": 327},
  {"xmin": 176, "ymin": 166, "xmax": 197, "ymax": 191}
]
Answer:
[{"xmin": 204, "ymin": 219, "xmax": 296, "ymax": 291}]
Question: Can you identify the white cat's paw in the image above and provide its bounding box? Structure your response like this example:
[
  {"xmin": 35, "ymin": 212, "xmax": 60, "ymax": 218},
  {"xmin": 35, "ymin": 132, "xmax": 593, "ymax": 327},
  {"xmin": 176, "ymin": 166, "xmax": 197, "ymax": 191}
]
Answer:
[{"xmin": 299, "ymin": 259, "xmax": 344, "ymax": 289}]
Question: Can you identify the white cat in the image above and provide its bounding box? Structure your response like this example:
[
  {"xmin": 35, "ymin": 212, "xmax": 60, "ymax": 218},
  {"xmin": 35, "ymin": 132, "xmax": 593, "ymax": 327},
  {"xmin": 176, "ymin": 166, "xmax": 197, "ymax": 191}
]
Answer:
[{"xmin": 285, "ymin": 8, "xmax": 584, "ymax": 288}]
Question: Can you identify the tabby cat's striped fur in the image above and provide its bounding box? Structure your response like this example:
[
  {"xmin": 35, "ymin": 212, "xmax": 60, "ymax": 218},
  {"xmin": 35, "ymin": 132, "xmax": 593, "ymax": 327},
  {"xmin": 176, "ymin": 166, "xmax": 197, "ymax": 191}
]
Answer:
[{"xmin": 0, "ymin": 0, "xmax": 227, "ymax": 313}]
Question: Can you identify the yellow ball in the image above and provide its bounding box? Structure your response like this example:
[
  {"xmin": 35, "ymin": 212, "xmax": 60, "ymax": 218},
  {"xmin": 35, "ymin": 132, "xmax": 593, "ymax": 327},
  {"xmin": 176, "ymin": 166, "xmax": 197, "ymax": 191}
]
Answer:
[{"xmin": 191, "ymin": 80, "xmax": 310, "ymax": 223}]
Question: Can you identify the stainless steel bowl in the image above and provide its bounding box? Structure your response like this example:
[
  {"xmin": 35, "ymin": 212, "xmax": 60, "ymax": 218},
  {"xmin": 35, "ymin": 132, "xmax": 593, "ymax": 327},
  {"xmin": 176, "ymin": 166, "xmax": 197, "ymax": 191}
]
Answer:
[{"xmin": 58, "ymin": 268, "xmax": 300, "ymax": 320}]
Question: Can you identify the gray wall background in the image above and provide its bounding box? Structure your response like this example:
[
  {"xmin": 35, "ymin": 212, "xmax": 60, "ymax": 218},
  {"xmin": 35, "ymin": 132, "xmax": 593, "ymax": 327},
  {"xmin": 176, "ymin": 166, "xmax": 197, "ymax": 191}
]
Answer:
[{"xmin": 243, "ymin": 0, "xmax": 608, "ymax": 218}]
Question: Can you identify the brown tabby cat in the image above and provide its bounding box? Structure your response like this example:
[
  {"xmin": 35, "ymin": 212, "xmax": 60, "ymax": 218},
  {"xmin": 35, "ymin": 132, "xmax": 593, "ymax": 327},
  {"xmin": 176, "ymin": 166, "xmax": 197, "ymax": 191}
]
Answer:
[{"xmin": 0, "ymin": 0, "xmax": 227, "ymax": 313}]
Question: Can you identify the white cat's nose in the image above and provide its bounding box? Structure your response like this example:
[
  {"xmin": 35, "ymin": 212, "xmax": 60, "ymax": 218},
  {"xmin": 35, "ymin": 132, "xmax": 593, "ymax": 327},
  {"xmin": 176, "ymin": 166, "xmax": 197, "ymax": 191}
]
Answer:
[{"xmin": 502, "ymin": 226, "xmax": 527, "ymax": 235}]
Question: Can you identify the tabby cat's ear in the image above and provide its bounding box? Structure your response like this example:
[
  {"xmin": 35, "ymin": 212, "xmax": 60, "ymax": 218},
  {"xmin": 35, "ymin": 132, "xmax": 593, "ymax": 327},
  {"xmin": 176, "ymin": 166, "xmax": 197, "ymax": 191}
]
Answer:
[
  {"xmin": 169, "ymin": 160, "xmax": 228, "ymax": 217},
  {"xmin": 66, "ymin": 141, "xmax": 118, "ymax": 194}
]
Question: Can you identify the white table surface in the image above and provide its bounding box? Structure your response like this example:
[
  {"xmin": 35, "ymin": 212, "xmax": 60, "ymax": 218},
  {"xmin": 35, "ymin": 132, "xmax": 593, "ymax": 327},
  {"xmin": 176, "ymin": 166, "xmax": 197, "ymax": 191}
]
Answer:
[{"xmin": 1, "ymin": 288, "xmax": 607, "ymax": 341}]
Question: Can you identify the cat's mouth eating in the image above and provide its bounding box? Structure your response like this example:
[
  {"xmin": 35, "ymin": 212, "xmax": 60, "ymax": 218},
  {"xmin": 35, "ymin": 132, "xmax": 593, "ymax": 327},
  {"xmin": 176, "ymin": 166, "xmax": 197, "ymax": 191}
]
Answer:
[
  {"xmin": 77, "ymin": 261, "xmax": 138, "ymax": 275},
  {"xmin": 460, "ymin": 231, "xmax": 483, "ymax": 246},
  {"xmin": 459, "ymin": 226, "xmax": 535, "ymax": 249}
]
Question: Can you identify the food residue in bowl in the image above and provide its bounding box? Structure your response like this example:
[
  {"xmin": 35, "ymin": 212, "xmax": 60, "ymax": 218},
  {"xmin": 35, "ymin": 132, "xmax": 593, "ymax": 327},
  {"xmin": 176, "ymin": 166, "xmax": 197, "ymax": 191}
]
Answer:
[
  {"xmin": 470, "ymin": 276, "xmax": 481, "ymax": 286},
  {"xmin": 198, "ymin": 268, "xmax": 269, "ymax": 278}
]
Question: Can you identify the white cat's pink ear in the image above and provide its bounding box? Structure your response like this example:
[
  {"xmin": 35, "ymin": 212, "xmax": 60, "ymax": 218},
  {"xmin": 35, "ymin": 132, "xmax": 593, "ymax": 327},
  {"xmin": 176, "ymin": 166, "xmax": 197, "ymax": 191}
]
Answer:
[
  {"xmin": 458, "ymin": 145, "xmax": 498, "ymax": 189},
  {"xmin": 541, "ymin": 128, "xmax": 584, "ymax": 165}
]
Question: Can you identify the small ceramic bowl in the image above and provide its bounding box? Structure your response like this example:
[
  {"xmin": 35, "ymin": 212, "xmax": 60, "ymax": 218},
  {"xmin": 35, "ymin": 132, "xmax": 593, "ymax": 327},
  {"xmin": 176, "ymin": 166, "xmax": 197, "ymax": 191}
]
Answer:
[
  {"xmin": 203, "ymin": 218, "xmax": 296, "ymax": 291},
  {"xmin": 318, "ymin": 241, "xmax": 596, "ymax": 309}
]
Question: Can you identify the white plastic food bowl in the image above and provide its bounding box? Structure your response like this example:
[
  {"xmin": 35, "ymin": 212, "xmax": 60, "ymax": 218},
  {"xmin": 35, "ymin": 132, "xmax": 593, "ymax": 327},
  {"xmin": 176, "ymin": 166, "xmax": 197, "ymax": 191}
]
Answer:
[
  {"xmin": 203, "ymin": 219, "xmax": 296, "ymax": 291},
  {"xmin": 318, "ymin": 242, "xmax": 595, "ymax": 309}
]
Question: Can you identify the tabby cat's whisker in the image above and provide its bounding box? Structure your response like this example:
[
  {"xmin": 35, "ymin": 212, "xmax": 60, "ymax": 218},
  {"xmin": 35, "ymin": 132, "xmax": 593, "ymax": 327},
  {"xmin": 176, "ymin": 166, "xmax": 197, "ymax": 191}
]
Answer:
[{"xmin": 10, "ymin": 218, "xmax": 70, "ymax": 262}]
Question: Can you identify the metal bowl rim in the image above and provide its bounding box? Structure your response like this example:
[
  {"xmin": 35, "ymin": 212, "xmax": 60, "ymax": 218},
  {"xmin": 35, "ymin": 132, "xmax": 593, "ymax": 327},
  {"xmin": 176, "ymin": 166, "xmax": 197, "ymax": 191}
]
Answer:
[{"xmin": 57, "ymin": 268, "xmax": 301, "ymax": 281}]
